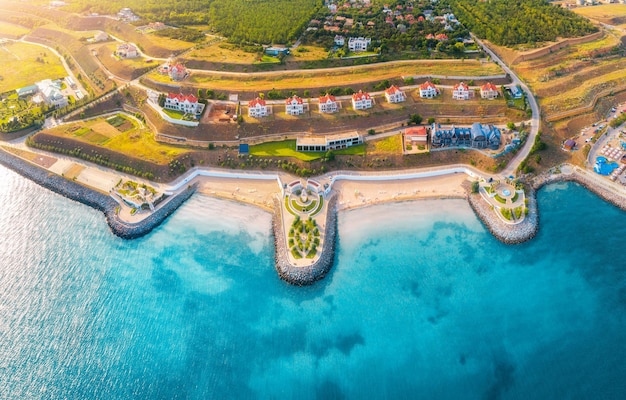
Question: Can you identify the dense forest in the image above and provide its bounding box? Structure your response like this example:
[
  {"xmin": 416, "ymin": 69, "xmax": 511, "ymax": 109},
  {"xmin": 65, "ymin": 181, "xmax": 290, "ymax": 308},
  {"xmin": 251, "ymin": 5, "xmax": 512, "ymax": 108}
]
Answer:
[
  {"xmin": 445, "ymin": 0, "xmax": 598, "ymax": 46},
  {"xmin": 208, "ymin": 0, "xmax": 321, "ymax": 44},
  {"xmin": 63, "ymin": 0, "xmax": 322, "ymax": 44}
]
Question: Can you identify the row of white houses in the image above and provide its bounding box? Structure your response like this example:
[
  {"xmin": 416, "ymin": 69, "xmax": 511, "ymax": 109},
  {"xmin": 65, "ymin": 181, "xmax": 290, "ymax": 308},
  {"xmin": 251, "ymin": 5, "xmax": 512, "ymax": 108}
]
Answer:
[
  {"xmin": 245, "ymin": 82, "xmax": 502, "ymax": 118},
  {"xmin": 247, "ymin": 87, "xmax": 400, "ymax": 118}
]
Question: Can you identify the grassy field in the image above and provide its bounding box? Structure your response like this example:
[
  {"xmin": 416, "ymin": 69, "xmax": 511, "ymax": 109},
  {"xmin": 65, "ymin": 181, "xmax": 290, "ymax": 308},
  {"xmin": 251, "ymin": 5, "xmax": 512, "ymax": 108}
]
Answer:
[
  {"xmin": 186, "ymin": 41, "xmax": 260, "ymax": 64},
  {"xmin": 572, "ymin": 4, "xmax": 626, "ymax": 24},
  {"xmin": 45, "ymin": 114, "xmax": 188, "ymax": 164},
  {"xmin": 290, "ymin": 46, "xmax": 329, "ymax": 62},
  {"xmin": 505, "ymin": 30, "xmax": 625, "ymax": 115},
  {"xmin": 95, "ymin": 43, "xmax": 158, "ymax": 80},
  {"xmin": 368, "ymin": 135, "xmax": 402, "ymax": 155},
  {"xmin": 0, "ymin": 41, "xmax": 66, "ymax": 92},
  {"xmin": 250, "ymin": 139, "xmax": 365, "ymax": 161},
  {"xmin": 0, "ymin": 21, "xmax": 31, "ymax": 37},
  {"xmin": 148, "ymin": 60, "xmax": 503, "ymax": 92}
]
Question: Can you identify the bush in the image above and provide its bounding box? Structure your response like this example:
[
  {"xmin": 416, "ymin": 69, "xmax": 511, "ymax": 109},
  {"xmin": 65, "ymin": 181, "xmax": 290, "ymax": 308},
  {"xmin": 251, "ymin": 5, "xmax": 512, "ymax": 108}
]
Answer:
[{"xmin": 471, "ymin": 181, "xmax": 479, "ymax": 193}]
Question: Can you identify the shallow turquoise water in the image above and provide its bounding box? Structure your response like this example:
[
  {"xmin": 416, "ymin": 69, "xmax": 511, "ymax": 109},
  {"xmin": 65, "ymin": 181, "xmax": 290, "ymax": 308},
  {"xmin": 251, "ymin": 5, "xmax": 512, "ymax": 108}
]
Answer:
[{"xmin": 1, "ymin": 166, "xmax": 625, "ymax": 399}]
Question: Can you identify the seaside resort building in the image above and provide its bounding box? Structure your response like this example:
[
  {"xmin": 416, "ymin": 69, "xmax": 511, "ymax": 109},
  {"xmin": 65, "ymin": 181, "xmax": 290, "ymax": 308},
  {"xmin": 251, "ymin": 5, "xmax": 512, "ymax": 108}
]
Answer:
[
  {"xmin": 419, "ymin": 81, "xmax": 440, "ymax": 98},
  {"xmin": 296, "ymin": 132, "xmax": 363, "ymax": 152},
  {"xmin": 285, "ymin": 95, "xmax": 305, "ymax": 115},
  {"xmin": 384, "ymin": 85, "xmax": 406, "ymax": 103},
  {"xmin": 431, "ymin": 123, "xmax": 501, "ymax": 150},
  {"xmin": 164, "ymin": 93, "xmax": 200, "ymax": 114},
  {"xmin": 319, "ymin": 94, "xmax": 339, "ymax": 113},
  {"xmin": 351, "ymin": 90, "xmax": 373, "ymax": 110},
  {"xmin": 248, "ymin": 97, "xmax": 270, "ymax": 118}
]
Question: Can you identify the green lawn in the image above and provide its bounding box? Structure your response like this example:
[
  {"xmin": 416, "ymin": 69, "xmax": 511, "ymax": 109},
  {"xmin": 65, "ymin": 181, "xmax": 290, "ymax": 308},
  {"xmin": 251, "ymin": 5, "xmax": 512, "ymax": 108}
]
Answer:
[
  {"xmin": 250, "ymin": 140, "xmax": 365, "ymax": 161},
  {"xmin": 162, "ymin": 108, "xmax": 185, "ymax": 120}
]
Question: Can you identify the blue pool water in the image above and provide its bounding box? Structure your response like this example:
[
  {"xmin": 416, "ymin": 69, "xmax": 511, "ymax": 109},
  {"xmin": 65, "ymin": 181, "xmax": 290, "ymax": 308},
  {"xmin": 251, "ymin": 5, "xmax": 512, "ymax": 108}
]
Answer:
[
  {"xmin": 595, "ymin": 156, "xmax": 619, "ymax": 175},
  {"xmin": 1, "ymin": 166, "xmax": 626, "ymax": 399},
  {"xmin": 502, "ymin": 189, "xmax": 511, "ymax": 196}
]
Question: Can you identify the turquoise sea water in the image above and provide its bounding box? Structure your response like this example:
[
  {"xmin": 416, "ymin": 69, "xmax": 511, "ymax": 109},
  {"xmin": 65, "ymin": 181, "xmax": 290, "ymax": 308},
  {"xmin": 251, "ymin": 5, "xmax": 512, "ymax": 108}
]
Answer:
[{"xmin": 1, "ymin": 165, "xmax": 626, "ymax": 399}]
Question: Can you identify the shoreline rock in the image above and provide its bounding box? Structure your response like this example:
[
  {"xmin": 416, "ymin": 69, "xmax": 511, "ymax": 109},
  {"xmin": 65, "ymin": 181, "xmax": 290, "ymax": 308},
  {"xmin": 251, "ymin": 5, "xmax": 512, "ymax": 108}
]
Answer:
[
  {"xmin": 272, "ymin": 195, "xmax": 338, "ymax": 286},
  {"xmin": 0, "ymin": 148, "xmax": 195, "ymax": 239}
]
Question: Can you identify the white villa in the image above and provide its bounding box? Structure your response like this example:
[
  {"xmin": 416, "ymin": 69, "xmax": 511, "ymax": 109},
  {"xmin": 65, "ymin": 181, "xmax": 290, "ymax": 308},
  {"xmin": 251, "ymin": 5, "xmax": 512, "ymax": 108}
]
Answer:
[
  {"xmin": 318, "ymin": 94, "xmax": 339, "ymax": 113},
  {"xmin": 384, "ymin": 85, "xmax": 406, "ymax": 103},
  {"xmin": 116, "ymin": 43, "xmax": 138, "ymax": 59},
  {"xmin": 452, "ymin": 82, "xmax": 471, "ymax": 100},
  {"xmin": 296, "ymin": 132, "xmax": 363, "ymax": 152},
  {"xmin": 348, "ymin": 37, "xmax": 371, "ymax": 52},
  {"xmin": 419, "ymin": 81, "xmax": 440, "ymax": 98},
  {"xmin": 164, "ymin": 93, "xmax": 199, "ymax": 114},
  {"xmin": 248, "ymin": 97, "xmax": 270, "ymax": 118},
  {"xmin": 285, "ymin": 95, "xmax": 305, "ymax": 115},
  {"xmin": 168, "ymin": 64, "xmax": 188, "ymax": 81},
  {"xmin": 480, "ymin": 82, "xmax": 499, "ymax": 100},
  {"xmin": 351, "ymin": 90, "xmax": 373, "ymax": 110},
  {"xmin": 34, "ymin": 79, "xmax": 68, "ymax": 108}
]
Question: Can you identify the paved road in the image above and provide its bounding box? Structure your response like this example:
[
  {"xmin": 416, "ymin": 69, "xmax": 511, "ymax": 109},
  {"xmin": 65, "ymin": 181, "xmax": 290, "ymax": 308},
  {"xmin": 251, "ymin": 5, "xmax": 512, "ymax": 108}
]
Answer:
[{"xmin": 472, "ymin": 35, "xmax": 540, "ymax": 178}]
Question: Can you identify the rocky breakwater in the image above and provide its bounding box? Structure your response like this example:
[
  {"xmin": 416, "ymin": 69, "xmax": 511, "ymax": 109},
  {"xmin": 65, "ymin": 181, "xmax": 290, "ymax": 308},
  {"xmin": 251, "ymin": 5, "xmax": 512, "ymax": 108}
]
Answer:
[
  {"xmin": 0, "ymin": 148, "xmax": 195, "ymax": 239},
  {"xmin": 532, "ymin": 169, "xmax": 626, "ymax": 212},
  {"xmin": 467, "ymin": 186, "xmax": 539, "ymax": 244},
  {"xmin": 272, "ymin": 195, "xmax": 338, "ymax": 286}
]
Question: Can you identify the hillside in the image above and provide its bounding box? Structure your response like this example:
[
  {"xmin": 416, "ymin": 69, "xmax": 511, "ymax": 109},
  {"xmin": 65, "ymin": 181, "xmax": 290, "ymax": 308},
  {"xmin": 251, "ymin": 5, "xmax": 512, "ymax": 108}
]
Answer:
[
  {"xmin": 64, "ymin": 0, "xmax": 322, "ymax": 44},
  {"xmin": 446, "ymin": 0, "xmax": 598, "ymax": 46}
]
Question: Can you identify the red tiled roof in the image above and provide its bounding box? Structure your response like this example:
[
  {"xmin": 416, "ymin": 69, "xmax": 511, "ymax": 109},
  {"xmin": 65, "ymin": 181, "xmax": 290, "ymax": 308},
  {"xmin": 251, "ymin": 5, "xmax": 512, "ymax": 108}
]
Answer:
[
  {"xmin": 286, "ymin": 95, "xmax": 303, "ymax": 105},
  {"xmin": 405, "ymin": 126, "xmax": 428, "ymax": 136},
  {"xmin": 420, "ymin": 81, "xmax": 437, "ymax": 90},
  {"xmin": 319, "ymin": 94, "xmax": 336, "ymax": 103},
  {"xmin": 167, "ymin": 93, "xmax": 197, "ymax": 103},
  {"xmin": 385, "ymin": 85, "xmax": 403, "ymax": 94},
  {"xmin": 435, "ymin": 34, "xmax": 448, "ymax": 40},
  {"xmin": 352, "ymin": 90, "xmax": 371, "ymax": 101},
  {"xmin": 481, "ymin": 82, "xmax": 498, "ymax": 92},
  {"xmin": 453, "ymin": 82, "xmax": 469, "ymax": 91},
  {"xmin": 249, "ymin": 97, "xmax": 266, "ymax": 107}
]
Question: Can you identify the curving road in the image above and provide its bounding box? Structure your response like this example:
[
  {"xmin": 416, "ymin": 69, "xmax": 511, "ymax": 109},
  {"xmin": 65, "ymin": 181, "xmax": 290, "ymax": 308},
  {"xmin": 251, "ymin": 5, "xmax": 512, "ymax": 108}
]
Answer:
[{"xmin": 471, "ymin": 35, "xmax": 541, "ymax": 177}]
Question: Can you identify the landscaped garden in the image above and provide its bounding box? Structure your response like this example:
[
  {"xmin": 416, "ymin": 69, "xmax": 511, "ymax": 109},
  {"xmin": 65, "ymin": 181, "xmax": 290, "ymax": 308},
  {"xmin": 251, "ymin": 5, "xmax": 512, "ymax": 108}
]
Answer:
[
  {"xmin": 0, "ymin": 92, "xmax": 48, "ymax": 132},
  {"xmin": 288, "ymin": 215, "xmax": 320, "ymax": 259}
]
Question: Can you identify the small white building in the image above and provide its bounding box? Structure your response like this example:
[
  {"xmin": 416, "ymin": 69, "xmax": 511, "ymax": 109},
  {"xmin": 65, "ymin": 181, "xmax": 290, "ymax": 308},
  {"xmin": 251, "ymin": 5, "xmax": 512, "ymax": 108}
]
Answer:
[
  {"xmin": 384, "ymin": 85, "xmax": 406, "ymax": 103},
  {"xmin": 351, "ymin": 90, "xmax": 373, "ymax": 110},
  {"xmin": 248, "ymin": 97, "xmax": 270, "ymax": 118},
  {"xmin": 296, "ymin": 132, "xmax": 363, "ymax": 152},
  {"xmin": 452, "ymin": 82, "xmax": 471, "ymax": 100},
  {"xmin": 164, "ymin": 93, "xmax": 199, "ymax": 114},
  {"xmin": 334, "ymin": 35, "xmax": 345, "ymax": 46},
  {"xmin": 318, "ymin": 94, "xmax": 339, "ymax": 113},
  {"xmin": 419, "ymin": 81, "xmax": 440, "ymax": 98},
  {"xmin": 480, "ymin": 82, "xmax": 499, "ymax": 100},
  {"xmin": 285, "ymin": 95, "xmax": 305, "ymax": 116},
  {"xmin": 94, "ymin": 31, "xmax": 108, "ymax": 42},
  {"xmin": 348, "ymin": 37, "xmax": 371, "ymax": 52},
  {"xmin": 116, "ymin": 43, "xmax": 138, "ymax": 59}
]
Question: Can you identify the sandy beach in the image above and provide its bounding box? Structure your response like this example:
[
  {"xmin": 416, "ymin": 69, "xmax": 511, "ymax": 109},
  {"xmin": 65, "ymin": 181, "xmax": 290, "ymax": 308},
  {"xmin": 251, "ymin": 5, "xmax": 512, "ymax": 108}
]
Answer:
[
  {"xmin": 333, "ymin": 173, "xmax": 469, "ymax": 211},
  {"xmin": 195, "ymin": 176, "xmax": 282, "ymax": 211}
]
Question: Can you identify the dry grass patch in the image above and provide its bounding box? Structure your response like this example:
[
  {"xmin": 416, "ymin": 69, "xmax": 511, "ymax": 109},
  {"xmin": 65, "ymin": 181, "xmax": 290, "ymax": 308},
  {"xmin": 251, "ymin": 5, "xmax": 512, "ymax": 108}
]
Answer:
[
  {"xmin": 290, "ymin": 46, "xmax": 329, "ymax": 62},
  {"xmin": 0, "ymin": 41, "xmax": 66, "ymax": 92},
  {"xmin": 147, "ymin": 60, "xmax": 503, "ymax": 93},
  {"xmin": 573, "ymin": 4, "xmax": 626, "ymax": 24},
  {"xmin": 64, "ymin": 163, "xmax": 85, "ymax": 180},
  {"xmin": 187, "ymin": 41, "xmax": 260, "ymax": 64},
  {"xmin": 0, "ymin": 21, "xmax": 31, "ymax": 37}
]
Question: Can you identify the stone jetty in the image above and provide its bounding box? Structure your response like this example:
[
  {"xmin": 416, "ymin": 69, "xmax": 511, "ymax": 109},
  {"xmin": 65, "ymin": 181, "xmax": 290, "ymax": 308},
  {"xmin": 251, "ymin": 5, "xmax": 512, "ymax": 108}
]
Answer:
[
  {"xmin": 272, "ymin": 195, "xmax": 338, "ymax": 286},
  {"xmin": 467, "ymin": 186, "xmax": 538, "ymax": 244},
  {"xmin": 0, "ymin": 148, "xmax": 195, "ymax": 239}
]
